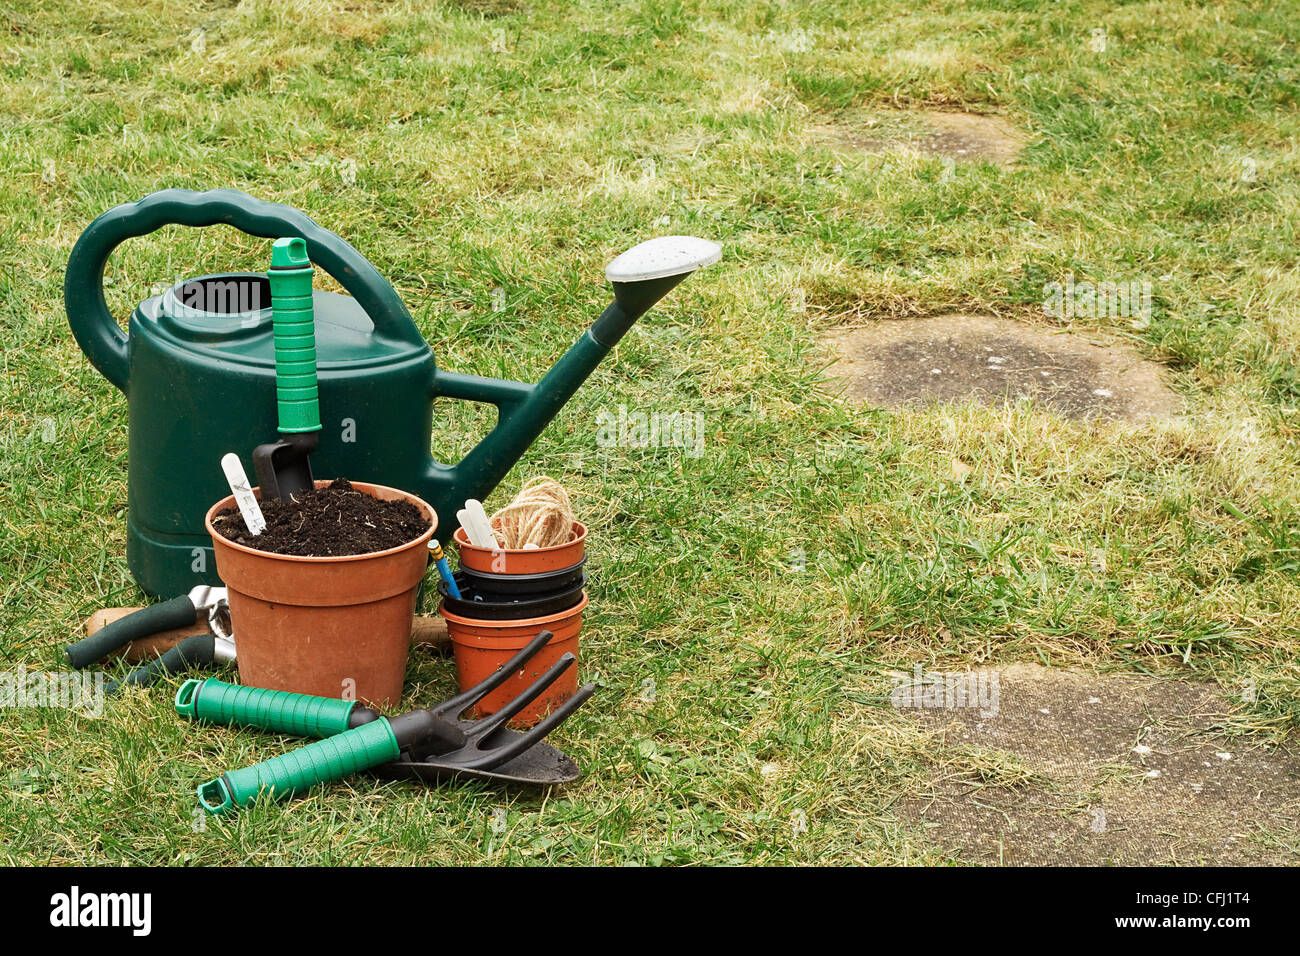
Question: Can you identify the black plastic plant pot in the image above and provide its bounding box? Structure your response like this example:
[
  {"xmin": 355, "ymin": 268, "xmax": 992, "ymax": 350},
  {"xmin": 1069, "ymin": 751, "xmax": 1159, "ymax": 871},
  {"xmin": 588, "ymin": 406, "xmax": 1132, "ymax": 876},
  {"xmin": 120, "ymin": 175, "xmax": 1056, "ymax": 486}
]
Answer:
[
  {"xmin": 438, "ymin": 573, "xmax": 586, "ymax": 620},
  {"xmin": 455, "ymin": 557, "xmax": 586, "ymax": 599}
]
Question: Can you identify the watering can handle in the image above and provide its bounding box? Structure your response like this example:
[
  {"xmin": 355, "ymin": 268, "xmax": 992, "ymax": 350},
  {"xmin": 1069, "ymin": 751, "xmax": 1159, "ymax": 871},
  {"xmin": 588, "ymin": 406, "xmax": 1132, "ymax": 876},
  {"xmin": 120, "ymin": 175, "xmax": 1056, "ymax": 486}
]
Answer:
[{"xmin": 65, "ymin": 188, "xmax": 425, "ymax": 393}]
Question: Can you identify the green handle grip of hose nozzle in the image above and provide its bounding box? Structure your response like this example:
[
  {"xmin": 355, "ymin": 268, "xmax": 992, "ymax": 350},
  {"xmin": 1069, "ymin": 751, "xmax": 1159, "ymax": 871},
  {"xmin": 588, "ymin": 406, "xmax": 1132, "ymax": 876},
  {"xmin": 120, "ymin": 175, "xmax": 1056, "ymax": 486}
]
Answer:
[
  {"xmin": 175, "ymin": 678, "xmax": 358, "ymax": 738},
  {"xmin": 197, "ymin": 718, "xmax": 400, "ymax": 814},
  {"xmin": 268, "ymin": 236, "xmax": 320, "ymax": 434}
]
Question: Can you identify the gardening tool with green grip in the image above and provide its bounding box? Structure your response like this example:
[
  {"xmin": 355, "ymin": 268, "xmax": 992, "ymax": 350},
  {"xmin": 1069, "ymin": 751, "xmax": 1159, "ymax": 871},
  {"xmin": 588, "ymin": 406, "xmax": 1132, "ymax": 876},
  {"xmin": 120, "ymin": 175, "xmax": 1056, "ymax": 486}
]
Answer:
[
  {"xmin": 177, "ymin": 678, "xmax": 416, "ymax": 813},
  {"xmin": 176, "ymin": 676, "xmax": 377, "ymax": 737},
  {"xmin": 199, "ymin": 719, "xmax": 404, "ymax": 814},
  {"xmin": 177, "ymin": 630, "xmax": 597, "ymax": 813},
  {"xmin": 252, "ymin": 237, "xmax": 321, "ymax": 501}
]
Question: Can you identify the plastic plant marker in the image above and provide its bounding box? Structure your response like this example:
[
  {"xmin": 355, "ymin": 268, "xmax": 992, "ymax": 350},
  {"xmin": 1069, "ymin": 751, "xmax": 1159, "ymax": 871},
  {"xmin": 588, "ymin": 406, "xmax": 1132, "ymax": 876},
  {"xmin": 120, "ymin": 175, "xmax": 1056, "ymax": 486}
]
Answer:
[
  {"xmin": 457, "ymin": 507, "xmax": 496, "ymax": 548},
  {"xmin": 466, "ymin": 500, "xmax": 499, "ymax": 547},
  {"xmin": 221, "ymin": 453, "xmax": 265, "ymax": 534}
]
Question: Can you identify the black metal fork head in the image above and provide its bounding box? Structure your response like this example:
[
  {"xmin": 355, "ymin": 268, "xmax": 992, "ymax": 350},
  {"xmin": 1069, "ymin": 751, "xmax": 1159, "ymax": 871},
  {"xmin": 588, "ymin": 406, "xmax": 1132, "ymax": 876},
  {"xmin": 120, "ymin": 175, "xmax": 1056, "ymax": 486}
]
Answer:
[{"xmin": 398, "ymin": 630, "xmax": 597, "ymax": 772}]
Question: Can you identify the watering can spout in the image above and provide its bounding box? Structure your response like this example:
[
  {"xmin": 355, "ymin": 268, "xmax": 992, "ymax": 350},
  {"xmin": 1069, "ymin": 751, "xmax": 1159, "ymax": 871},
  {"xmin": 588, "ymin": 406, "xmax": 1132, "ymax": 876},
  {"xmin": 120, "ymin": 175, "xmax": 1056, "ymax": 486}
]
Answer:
[
  {"xmin": 595, "ymin": 235, "xmax": 724, "ymax": 347},
  {"xmin": 425, "ymin": 236, "xmax": 721, "ymax": 513}
]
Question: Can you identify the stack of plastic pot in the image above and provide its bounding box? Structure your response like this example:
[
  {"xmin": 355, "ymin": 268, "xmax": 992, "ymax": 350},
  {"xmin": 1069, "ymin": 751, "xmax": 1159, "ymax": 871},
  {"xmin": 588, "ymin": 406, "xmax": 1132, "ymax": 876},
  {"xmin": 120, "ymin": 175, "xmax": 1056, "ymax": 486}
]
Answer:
[{"xmin": 441, "ymin": 522, "xmax": 587, "ymax": 726}]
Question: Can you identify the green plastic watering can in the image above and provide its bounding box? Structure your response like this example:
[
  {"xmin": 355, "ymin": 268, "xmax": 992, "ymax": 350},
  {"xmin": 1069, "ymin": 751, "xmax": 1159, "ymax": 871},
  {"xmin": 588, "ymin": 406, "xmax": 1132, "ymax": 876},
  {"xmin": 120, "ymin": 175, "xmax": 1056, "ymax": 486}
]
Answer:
[{"xmin": 65, "ymin": 189, "xmax": 720, "ymax": 597}]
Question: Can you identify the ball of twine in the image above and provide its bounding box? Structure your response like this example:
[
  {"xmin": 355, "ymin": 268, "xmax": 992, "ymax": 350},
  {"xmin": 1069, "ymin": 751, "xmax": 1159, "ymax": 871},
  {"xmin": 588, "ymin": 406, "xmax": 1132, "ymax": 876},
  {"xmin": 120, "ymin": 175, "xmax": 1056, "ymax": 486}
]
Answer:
[{"xmin": 489, "ymin": 477, "xmax": 577, "ymax": 550}]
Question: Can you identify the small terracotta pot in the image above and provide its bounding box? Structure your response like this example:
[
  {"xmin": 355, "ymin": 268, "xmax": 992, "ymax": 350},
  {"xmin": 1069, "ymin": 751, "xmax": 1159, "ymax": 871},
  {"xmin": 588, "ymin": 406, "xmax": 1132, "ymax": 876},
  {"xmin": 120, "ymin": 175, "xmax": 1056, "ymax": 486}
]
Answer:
[
  {"xmin": 441, "ymin": 592, "xmax": 587, "ymax": 727},
  {"xmin": 205, "ymin": 480, "xmax": 435, "ymax": 708},
  {"xmin": 453, "ymin": 521, "xmax": 586, "ymax": 574}
]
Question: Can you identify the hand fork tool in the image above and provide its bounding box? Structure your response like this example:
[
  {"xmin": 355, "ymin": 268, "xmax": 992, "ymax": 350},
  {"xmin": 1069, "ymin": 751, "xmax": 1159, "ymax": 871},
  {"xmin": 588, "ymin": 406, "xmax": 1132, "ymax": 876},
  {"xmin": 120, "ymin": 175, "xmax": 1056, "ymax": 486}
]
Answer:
[{"xmin": 175, "ymin": 630, "xmax": 595, "ymax": 813}]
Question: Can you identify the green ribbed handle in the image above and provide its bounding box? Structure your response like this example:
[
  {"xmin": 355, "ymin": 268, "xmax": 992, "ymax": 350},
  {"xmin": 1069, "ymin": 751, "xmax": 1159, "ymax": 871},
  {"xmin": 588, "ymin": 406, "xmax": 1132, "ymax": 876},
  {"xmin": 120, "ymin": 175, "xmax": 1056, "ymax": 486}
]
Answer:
[
  {"xmin": 175, "ymin": 678, "xmax": 357, "ymax": 738},
  {"xmin": 197, "ymin": 718, "xmax": 400, "ymax": 814},
  {"xmin": 268, "ymin": 237, "xmax": 320, "ymax": 434}
]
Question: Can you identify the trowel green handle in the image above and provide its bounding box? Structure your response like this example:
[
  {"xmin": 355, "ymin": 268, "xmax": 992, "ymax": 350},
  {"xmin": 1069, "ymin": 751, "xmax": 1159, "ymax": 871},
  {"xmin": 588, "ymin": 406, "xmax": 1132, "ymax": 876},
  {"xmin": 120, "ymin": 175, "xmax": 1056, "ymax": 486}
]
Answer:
[
  {"xmin": 268, "ymin": 237, "xmax": 320, "ymax": 434},
  {"xmin": 175, "ymin": 678, "xmax": 359, "ymax": 738},
  {"xmin": 197, "ymin": 719, "xmax": 399, "ymax": 814}
]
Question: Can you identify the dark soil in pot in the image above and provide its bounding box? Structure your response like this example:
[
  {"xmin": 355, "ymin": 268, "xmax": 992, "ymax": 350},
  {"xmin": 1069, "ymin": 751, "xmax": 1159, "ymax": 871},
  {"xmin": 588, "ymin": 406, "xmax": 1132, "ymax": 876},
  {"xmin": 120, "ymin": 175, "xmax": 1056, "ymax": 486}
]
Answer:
[{"xmin": 211, "ymin": 478, "xmax": 431, "ymax": 556}]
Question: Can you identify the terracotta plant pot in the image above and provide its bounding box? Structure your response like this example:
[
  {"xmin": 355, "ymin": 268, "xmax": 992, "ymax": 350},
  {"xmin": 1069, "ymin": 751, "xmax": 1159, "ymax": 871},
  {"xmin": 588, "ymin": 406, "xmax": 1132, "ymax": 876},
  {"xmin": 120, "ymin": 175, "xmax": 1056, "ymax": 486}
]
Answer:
[
  {"xmin": 205, "ymin": 480, "xmax": 435, "ymax": 708},
  {"xmin": 441, "ymin": 592, "xmax": 587, "ymax": 727},
  {"xmin": 453, "ymin": 520, "xmax": 586, "ymax": 574}
]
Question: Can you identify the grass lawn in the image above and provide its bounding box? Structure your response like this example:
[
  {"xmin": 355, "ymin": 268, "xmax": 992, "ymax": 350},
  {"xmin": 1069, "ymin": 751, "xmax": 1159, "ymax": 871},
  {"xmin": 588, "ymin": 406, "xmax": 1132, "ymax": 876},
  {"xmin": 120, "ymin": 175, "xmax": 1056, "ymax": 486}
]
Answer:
[{"xmin": 1, "ymin": 0, "xmax": 1297, "ymax": 864}]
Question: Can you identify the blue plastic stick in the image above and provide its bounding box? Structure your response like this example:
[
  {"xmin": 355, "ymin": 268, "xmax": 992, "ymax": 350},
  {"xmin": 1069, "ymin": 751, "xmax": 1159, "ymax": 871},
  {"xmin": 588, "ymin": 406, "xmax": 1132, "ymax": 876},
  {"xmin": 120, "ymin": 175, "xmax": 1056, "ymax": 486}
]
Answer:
[{"xmin": 428, "ymin": 539, "xmax": 461, "ymax": 599}]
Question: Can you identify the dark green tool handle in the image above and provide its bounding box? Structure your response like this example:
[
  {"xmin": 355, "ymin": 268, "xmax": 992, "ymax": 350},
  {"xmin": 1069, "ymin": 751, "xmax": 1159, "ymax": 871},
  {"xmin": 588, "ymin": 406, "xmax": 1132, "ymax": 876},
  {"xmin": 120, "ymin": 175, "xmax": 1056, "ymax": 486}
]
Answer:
[
  {"xmin": 197, "ymin": 719, "xmax": 400, "ymax": 814},
  {"xmin": 65, "ymin": 188, "xmax": 425, "ymax": 394},
  {"xmin": 175, "ymin": 677, "xmax": 359, "ymax": 738},
  {"xmin": 268, "ymin": 237, "xmax": 320, "ymax": 433},
  {"xmin": 106, "ymin": 633, "xmax": 215, "ymax": 694},
  {"xmin": 65, "ymin": 595, "xmax": 197, "ymax": 670}
]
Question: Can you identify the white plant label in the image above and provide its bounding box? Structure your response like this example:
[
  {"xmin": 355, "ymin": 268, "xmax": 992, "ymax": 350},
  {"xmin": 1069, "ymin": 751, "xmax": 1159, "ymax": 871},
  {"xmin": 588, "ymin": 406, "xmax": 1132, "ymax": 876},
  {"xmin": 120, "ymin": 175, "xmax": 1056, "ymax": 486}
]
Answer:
[{"xmin": 221, "ymin": 453, "xmax": 266, "ymax": 535}]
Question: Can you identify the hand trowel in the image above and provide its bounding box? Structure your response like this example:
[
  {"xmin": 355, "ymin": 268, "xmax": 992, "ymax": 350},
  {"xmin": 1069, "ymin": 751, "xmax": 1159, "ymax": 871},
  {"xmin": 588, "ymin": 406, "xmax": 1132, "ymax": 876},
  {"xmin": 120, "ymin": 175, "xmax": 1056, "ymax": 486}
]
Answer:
[{"xmin": 253, "ymin": 237, "xmax": 321, "ymax": 501}]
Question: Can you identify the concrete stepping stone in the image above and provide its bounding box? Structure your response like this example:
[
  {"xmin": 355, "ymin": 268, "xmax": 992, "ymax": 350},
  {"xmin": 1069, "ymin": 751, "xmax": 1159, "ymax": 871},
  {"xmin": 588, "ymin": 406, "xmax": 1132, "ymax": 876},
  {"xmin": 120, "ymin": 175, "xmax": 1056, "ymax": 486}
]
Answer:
[
  {"xmin": 821, "ymin": 315, "xmax": 1179, "ymax": 421},
  {"xmin": 894, "ymin": 664, "xmax": 1298, "ymax": 865},
  {"xmin": 811, "ymin": 109, "xmax": 1026, "ymax": 167}
]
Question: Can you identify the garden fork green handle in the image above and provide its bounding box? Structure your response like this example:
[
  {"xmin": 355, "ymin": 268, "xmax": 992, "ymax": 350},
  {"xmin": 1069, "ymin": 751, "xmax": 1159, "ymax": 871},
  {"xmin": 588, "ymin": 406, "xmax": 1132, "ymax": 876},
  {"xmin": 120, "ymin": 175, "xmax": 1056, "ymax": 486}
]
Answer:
[
  {"xmin": 199, "ymin": 720, "xmax": 403, "ymax": 814},
  {"xmin": 177, "ymin": 631, "xmax": 592, "ymax": 813},
  {"xmin": 176, "ymin": 677, "xmax": 372, "ymax": 737},
  {"xmin": 176, "ymin": 678, "xmax": 400, "ymax": 813}
]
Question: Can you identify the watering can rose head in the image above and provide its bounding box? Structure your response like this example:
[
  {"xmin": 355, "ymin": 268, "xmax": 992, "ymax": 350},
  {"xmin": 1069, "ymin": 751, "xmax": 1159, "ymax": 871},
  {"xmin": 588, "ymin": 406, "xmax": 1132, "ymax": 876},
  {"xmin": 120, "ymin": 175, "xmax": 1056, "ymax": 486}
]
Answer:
[{"xmin": 65, "ymin": 188, "xmax": 720, "ymax": 597}]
